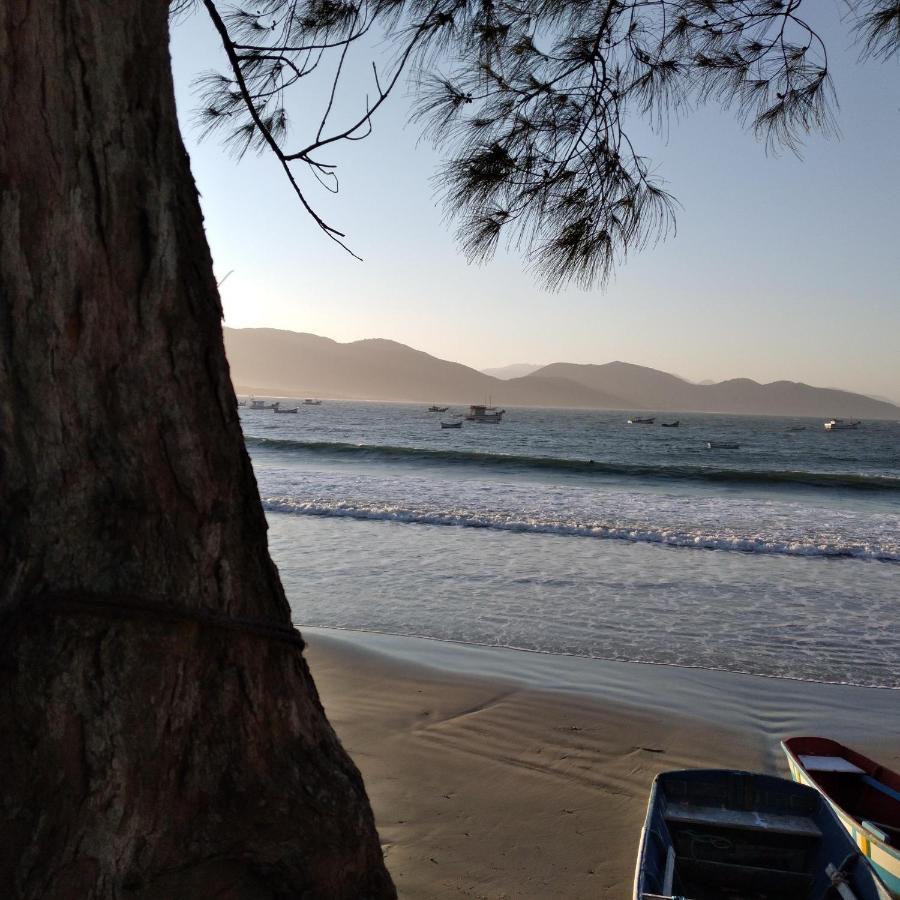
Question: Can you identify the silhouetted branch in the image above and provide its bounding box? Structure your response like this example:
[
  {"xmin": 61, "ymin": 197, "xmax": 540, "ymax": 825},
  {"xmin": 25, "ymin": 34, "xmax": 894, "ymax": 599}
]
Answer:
[{"xmin": 184, "ymin": 1, "xmax": 900, "ymax": 287}]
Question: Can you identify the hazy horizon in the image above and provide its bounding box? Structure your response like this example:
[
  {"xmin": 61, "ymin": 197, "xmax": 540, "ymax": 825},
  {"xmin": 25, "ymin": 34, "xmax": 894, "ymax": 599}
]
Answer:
[
  {"xmin": 170, "ymin": 4, "xmax": 899, "ymax": 404},
  {"xmin": 228, "ymin": 326, "xmax": 900, "ymax": 403},
  {"xmin": 224, "ymin": 326, "xmax": 900, "ymax": 410}
]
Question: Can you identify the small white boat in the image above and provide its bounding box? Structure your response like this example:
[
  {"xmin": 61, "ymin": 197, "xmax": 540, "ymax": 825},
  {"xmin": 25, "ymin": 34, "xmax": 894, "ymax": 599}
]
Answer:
[
  {"xmin": 824, "ymin": 419, "xmax": 860, "ymax": 431},
  {"xmin": 465, "ymin": 404, "xmax": 505, "ymax": 423},
  {"xmin": 628, "ymin": 416, "xmax": 655, "ymax": 424},
  {"xmin": 429, "ymin": 405, "xmax": 449, "ymax": 412},
  {"xmin": 441, "ymin": 420, "xmax": 462, "ymax": 429},
  {"xmin": 249, "ymin": 398, "xmax": 267, "ymax": 410},
  {"xmin": 303, "ymin": 398, "xmax": 322, "ymax": 406},
  {"xmin": 274, "ymin": 406, "xmax": 299, "ymax": 414},
  {"xmin": 707, "ymin": 441, "xmax": 740, "ymax": 450}
]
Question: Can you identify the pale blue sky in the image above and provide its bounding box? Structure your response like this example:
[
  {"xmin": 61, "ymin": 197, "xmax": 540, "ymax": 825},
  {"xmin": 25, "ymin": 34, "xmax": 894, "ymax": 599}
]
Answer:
[{"xmin": 169, "ymin": 3, "xmax": 900, "ymax": 402}]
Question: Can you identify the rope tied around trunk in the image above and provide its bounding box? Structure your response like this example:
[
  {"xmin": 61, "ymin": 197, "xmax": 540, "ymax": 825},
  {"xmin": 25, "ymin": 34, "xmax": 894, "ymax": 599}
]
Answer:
[{"xmin": 10, "ymin": 591, "xmax": 306, "ymax": 648}]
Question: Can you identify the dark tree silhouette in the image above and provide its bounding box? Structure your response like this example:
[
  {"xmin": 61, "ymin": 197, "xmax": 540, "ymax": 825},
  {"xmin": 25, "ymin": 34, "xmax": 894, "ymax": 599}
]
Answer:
[
  {"xmin": 0, "ymin": 2, "xmax": 392, "ymax": 898},
  {"xmin": 193, "ymin": 0, "xmax": 898, "ymax": 288}
]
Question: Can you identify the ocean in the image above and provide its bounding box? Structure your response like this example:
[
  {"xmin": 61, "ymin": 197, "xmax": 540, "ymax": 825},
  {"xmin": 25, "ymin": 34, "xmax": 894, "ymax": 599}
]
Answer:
[{"xmin": 240, "ymin": 402, "xmax": 900, "ymax": 689}]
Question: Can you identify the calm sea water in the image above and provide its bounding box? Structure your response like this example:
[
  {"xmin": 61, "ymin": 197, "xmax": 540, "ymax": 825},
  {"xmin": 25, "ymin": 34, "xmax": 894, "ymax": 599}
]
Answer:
[{"xmin": 240, "ymin": 402, "xmax": 900, "ymax": 688}]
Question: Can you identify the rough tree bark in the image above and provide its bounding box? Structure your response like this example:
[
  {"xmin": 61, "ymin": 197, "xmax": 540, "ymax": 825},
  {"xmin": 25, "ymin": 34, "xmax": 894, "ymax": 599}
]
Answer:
[{"xmin": 0, "ymin": 2, "xmax": 394, "ymax": 898}]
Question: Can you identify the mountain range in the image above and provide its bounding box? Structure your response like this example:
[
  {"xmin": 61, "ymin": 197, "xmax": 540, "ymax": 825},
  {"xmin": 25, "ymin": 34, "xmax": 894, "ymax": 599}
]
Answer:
[{"xmin": 223, "ymin": 328, "xmax": 900, "ymax": 419}]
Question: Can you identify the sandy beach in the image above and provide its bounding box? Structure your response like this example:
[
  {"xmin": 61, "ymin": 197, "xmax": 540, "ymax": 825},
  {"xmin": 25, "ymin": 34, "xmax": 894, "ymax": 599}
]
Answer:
[{"xmin": 304, "ymin": 628, "xmax": 900, "ymax": 899}]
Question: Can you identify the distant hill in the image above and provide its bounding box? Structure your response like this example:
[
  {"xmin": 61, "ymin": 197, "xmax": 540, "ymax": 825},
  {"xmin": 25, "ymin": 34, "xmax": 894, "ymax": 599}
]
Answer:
[
  {"xmin": 224, "ymin": 328, "xmax": 627, "ymax": 408},
  {"xmin": 223, "ymin": 328, "xmax": 900, "ymax": 419},
  {"xmin": 481, "ymin": 363, "xmax": 544, "ymax": 380},
  {"xmin": 532, "ymin": 361, "xmax": 900, "ymax": 419}
]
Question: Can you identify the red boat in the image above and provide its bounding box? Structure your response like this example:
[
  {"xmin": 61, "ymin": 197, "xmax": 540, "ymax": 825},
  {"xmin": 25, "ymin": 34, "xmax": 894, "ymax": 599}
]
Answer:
[{"xmin": 782, "ymin": 737, "xmax": 900, "ymax": 897}]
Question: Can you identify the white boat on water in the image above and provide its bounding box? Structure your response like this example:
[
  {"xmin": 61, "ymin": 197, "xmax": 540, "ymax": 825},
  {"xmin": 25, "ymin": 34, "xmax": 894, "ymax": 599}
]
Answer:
[
  {"xmin": 465, "ymin": 404, "xmax": 505, "ymax": 423},
  {"xmin": 274, "ymin": 406, "xmax": 298, "ymax": 414},
  {"xmin": 707, "ymin": 441, "xmax": 740, "ymax": 450},
  {"xmin": 628, "ymin": 416, "xmax": 655, "ymax": 424},
  {"xmin": 249, "ymin": 398, "xmax": 267, "ymax": 410},
  {"xmin": 303, "ymin": 398, "xmax": 322, "ymax": 406},
  {"xmin": 824, "ymin": 418, "xmax": 860, "ymax": 430}
]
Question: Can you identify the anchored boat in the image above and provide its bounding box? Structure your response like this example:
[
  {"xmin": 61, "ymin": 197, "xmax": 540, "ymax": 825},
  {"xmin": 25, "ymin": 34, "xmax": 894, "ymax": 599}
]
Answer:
[
  {"xmin": 825, "ymin": 419, "xmax": 861, "ymax": 431},
  {"xmin": 782, "ymin": 737, "xmax": 900, "ymax": 897},
  {"xmin": 465, "ymin": 404, "xmax": 505, "ymax": 423},
  {"xmin": 634, "ymin": 769, "xmax": 883, "ymax": 900},
  {"xmin": 628, "ymin": 416, "xmax": 655, "ymax": 424}
]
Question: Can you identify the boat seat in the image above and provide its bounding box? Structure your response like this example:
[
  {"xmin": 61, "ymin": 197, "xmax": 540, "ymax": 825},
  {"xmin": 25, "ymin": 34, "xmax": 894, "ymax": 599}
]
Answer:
[
  {"xmin": 677, "ymin": 858, "xmax": 815, "ymax": 897},
  {"xmin": 798, "ymin": 755, "xmax": 865, "ymax": 774},
  {"xmin": 664, "ymin": 803, "xmax": 822, "ymax": 838},
  {"xmin": 861, "ymin": 774, "xmax": 900, "ymax": 804},
  {"xmin": 860, "ymin": 820, "xmax": 893, "ymax": 844}
]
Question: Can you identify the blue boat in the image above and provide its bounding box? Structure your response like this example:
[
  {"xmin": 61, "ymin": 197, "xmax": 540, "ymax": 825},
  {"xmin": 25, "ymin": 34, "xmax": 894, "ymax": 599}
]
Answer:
[{"xmin": 634, "ymin": 769, "xmax": 884, "ymax": 899}]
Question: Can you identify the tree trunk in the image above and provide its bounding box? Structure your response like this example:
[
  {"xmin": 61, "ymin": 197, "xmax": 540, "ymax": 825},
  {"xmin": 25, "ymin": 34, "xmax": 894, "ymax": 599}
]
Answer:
[{"xmin": 0, "ymin": 3, "xmax": 394, "ymax": 898}]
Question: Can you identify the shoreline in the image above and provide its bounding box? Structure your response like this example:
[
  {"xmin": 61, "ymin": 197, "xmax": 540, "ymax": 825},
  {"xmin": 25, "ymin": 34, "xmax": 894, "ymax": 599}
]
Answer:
[
  {"xmin": 303, "ymin": 627, "xmax": 900, "ymax": 898},
  {"xmin": 305, "ymin": 625, "xmax": 900, "ymax": 692}
]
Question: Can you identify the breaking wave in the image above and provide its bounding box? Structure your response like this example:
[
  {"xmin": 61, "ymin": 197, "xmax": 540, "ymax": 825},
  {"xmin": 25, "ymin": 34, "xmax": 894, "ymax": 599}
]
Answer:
[{"xmin": 260, "ymin": 495, "xmax": 900, "ymax": 562}]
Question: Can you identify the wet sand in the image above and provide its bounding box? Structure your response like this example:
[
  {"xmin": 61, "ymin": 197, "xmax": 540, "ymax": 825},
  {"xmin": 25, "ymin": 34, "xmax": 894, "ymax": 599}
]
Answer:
[{"xmin": 304, "ymin": 628, "xmax": 900, "ymax": 899}]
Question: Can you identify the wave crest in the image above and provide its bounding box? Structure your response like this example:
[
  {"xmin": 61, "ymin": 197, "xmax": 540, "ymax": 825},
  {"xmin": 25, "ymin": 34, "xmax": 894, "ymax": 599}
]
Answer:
[
  {"xmin": 260, "ymin": 496, "xmax": 900, "ymax": 561},
  {"xmin": 246, "ymin": 436, "xmax": 900, "ymax": 492}
]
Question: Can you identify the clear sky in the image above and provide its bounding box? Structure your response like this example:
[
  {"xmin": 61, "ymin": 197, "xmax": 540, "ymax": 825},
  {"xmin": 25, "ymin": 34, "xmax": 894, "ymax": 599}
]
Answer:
[{"xmin": 169, "ymin": 3, "xmax": 900, "ymax": 402}]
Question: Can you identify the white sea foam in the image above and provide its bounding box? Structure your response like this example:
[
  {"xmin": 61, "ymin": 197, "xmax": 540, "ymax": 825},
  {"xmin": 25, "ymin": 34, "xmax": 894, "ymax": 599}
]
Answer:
[
  {"xmin": 257, "ymin": 466, "xmax": 900, "ymax": 562},
  {"xmin": 269, "ymin": 511, "xmax": 900, "ymax": 689}
]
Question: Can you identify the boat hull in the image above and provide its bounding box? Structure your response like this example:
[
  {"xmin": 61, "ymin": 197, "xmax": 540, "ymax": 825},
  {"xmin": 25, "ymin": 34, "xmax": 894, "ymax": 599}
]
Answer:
[
  {"xmin": 634, "ymin": 769, "xmax": 883, "ymax": 900},
  {"xmin": 782, "ymin": 738, "xmax": 900, "ymax": 898}
]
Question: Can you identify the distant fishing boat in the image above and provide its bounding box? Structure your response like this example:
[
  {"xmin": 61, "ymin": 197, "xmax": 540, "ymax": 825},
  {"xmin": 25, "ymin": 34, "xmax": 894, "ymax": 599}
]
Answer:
[
  {"xmin": 303, "ymin": 399, "xmax": 322, "ymax": 405},
  {"xmin": 825, "ymin": 419, "xmax": 861, "ymax": 431},
  {"xmin": 440, "ymin": 420, "xmax": 462, "ymax": 429},
  {"xmin": 249, "ymin": 398, "xmax": 266, "ymax": 410},
  {"xmin": 429, "ymin": 405, "xmax": 449, "ymax": 412},
  {"xmin": 660, "ymin": 421, "xmax": 680, "ymax": 428},
  {"xmin": 274, "ymin": 406, "xmax": 298, "ymax": 414},
  {"xmin": 707, "ymin": 441, "xmax": 740, "ymax": 450},
  {"xmin": 465, "ymin": 404, "xmax": 504, "ymax": 423},
  {"xmin": 628, "ymin": 416, "xmax": 655, "ymax": 424},
  {"xmin": 634, "ymin": 768, "xmax": 883, "ymax": 900},
  {"xmin": 782, "ymin": 737, "xmax": 900, "ymax": 897}
]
